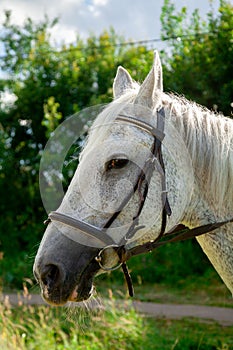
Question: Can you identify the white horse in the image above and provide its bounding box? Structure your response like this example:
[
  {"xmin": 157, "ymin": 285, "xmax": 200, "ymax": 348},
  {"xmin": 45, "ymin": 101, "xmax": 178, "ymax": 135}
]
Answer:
[{"xmin": 34, "ymin": 51, "xmax": 233, "ymax": 305}]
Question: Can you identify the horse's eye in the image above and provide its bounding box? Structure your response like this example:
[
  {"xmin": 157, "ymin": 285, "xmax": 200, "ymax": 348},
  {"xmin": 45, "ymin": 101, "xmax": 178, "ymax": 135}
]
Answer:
[{"xmin": 105, "ymin": 159, "xmax": 129, "ymax": 171}]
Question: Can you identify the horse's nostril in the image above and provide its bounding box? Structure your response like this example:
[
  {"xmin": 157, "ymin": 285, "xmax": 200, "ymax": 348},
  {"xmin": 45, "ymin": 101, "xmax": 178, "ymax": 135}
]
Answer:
[{"xmin": 41, "ymin": 264, "xmax": 63, "ymax": 288}]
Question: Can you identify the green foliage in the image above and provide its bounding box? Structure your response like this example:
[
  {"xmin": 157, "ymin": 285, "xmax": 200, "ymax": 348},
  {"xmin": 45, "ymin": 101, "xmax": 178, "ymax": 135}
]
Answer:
[
  {"xmin": 0, "ymin": 2, "xmax": 232, "ymax": 288},
  {"xmin": 127, "ymin": 239, "xmax": 211, "ymax": 284},
  {"xmin": 0, "ymin": 12, "xmax": 152, "ymax": 287},
  {"xmin": 0, "ymin": 300, "xmax": 232, "ymax": 350},
  {"xmin": 161, "ymin": 0, "xmax": 233, "ymax": 116},
  {"xmin": 42, "ymin": 96, "xmax": 63, "ymax": 138}
]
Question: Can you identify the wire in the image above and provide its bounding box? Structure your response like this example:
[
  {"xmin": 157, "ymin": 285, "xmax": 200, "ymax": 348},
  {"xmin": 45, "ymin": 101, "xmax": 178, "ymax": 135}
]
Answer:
[
  {"xmin": 61, "ymin": 31, "xmax": 216, "ymax": 51},
  {"xmin": 36, "ymin": 29, "xmax": 232, "ymax": 54},
  {"xmin": 0, "ymin": 28, "xmax": 232, "ymax": 59}
]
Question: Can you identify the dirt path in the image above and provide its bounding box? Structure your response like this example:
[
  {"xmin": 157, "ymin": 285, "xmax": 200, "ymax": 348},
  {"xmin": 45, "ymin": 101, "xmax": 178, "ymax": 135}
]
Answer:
[
  {"xmin": 132, "ymin": 301, "xmax": 233, "ymax": 326},
  {"xmin": 2, "ymin": 293, "xmax": 233, "ymax": 326}
]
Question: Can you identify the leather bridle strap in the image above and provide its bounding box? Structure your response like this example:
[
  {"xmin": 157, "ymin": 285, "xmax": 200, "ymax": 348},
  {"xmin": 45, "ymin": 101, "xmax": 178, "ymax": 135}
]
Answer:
[
  {"xmin": 117, "ymin": 114, "xmax": 165, "ymax": 141},
  {"xmin": 101, "ymin": 108, "xmax": 171, "ymax": 295},
  {"xmin": 102, "ymin": 108, "xmax": 168, "ymax": 230},
  {"xmin": 121, "ymin": 217, "xmax": 233, "ymax": 261},
  {"xmin": 116, "ymin": 217, "xmax": 233, "ymax": 296}
]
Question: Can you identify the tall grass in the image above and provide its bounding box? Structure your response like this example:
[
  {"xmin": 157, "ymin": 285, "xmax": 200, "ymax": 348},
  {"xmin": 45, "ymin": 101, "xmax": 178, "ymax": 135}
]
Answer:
[{"xmin": 0, "ymin": 293, "xmax": 232, "ymax": 350}]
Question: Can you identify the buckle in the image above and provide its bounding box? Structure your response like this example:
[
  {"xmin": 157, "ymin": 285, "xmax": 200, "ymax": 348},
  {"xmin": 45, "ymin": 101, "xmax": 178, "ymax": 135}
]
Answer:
[{"xmin": 95, "ymin": 245, "xmax": 122, "ymax": 271}]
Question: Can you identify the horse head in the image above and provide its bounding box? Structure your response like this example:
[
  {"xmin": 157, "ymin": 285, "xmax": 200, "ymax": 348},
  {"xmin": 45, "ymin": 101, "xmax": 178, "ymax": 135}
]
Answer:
[{"xmin": 33, "ymin": 52, "xmax": 194, "ymax": 305}]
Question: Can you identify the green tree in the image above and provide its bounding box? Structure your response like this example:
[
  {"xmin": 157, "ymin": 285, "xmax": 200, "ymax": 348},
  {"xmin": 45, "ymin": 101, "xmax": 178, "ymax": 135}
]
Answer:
[
  {"xmin": 161, "ymin": 0, "xmax": 233, "ymax": 116},
  {"xmin": 0, "ymin": 12, "xmax": 152, "ymax": 286}
]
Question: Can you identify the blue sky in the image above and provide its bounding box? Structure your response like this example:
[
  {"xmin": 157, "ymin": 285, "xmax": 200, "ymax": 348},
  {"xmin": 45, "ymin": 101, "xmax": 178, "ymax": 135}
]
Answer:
[{"xmin": 0, "ymin": 0, "xmax": 220, "ymax": 50}]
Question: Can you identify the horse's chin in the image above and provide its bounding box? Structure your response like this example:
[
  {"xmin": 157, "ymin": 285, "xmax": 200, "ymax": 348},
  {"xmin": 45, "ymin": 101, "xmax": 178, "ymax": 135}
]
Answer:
[{"xmin": 41, "ymin": 286, "xmax": 68, "ymax": 306}]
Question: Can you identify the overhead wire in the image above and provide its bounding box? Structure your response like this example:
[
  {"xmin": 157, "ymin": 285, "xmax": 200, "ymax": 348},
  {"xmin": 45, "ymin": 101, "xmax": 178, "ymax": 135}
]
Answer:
[{"xmin": 0, "ymin": 27, "xmax": 232, "ymax": 59}]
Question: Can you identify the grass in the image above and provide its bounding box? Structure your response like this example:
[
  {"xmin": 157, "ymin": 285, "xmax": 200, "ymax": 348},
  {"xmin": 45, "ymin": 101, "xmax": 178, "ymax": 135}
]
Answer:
[
  {"xmin": 1, "ymin": 257, "xmax": 232, "ymax": 349},
  {"xmin": 96, "ymin": 270, "xmax": 233, "ymax": 308},
  {"xmin": 128, "ymin": 279, "xmax": 233, "ymax": 308},
  {"xmin": 0, "ymin": 294, "xmax": 233, "ymax": 350}
]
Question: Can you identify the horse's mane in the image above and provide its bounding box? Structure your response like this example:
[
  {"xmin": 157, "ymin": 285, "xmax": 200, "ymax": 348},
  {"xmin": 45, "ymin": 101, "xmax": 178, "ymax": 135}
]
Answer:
[
  {"xmin": 165, "ymin": 93, "xmax": 233, "ymax": 214},
  {"xmin": 80, "ymin": 88, "xmax": 233, "ymax": 216}
]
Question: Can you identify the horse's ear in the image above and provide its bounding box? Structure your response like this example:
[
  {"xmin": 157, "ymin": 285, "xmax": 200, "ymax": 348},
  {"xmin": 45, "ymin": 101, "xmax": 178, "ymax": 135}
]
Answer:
[
  {"xmin": 135, "ymin": 51, "xmax": 163, "ymax": 108},
  {"xmin": 113, "ymin": 66, "xmax": 135, "ymax": 99}
]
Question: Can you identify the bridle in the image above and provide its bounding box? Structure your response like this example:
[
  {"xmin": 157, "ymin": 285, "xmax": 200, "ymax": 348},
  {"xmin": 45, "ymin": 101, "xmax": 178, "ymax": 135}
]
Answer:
[{"xmin": 45, "ymin": 107, "xmax": 233, "ymax": 297}]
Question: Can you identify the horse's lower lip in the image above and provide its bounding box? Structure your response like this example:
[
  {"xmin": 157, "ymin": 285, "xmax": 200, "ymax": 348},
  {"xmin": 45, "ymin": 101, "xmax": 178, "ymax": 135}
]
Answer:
[
  {"xmin": 41, "ymin": 287, "xmax": 67, "ymax": 306},
  {"xmin": 40, "ymin": 278, "xmax": 94, "ymax": 304},
  {"xmin": 41, "ymin": 287, "xmax": 79, "ymax": 305}
]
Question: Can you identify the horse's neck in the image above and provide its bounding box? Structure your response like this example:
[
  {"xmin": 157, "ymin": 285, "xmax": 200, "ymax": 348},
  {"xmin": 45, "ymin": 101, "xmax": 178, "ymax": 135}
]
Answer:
[{"xmin": 165, "ymin": 97, "xmax": 233, "ymax": 223}]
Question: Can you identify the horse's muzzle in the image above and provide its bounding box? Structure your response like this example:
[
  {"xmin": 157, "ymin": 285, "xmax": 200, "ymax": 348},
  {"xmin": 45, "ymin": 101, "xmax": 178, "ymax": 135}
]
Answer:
[{"xmin": 33, "ymin": 224, "xmax": 100, "ymax": 305}]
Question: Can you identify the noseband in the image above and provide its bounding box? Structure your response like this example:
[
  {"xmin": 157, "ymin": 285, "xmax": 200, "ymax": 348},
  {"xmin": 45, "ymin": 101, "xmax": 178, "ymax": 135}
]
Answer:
[{"xmin": 45, "ymin": 107, "xmax": 233, "ymax": 297}]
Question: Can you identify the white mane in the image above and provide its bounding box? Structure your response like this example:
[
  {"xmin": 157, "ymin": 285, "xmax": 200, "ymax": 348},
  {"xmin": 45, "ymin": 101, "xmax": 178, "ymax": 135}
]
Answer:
[
  {"xmin": 163, "ymin": 93, "xmax": 233, "ymax": 214},
  {"xmin": 81, "ymin": 88, "xmax": 233, "ymax": 215}
]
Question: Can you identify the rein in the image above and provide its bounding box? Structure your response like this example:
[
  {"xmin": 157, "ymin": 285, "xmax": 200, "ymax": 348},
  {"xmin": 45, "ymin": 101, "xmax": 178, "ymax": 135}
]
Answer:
[{"xmin": 45, "ymin": 107, "xmax": 233, "ymax": 297}]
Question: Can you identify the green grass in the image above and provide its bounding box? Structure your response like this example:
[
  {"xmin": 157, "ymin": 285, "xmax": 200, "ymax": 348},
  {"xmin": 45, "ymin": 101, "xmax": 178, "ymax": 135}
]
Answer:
[
  {"xmin": 1, "ymin": 247, "xmax": 233, "ymax": 349},
  {"xmin": 96, "ymin": 269, "xmax": 233, "ymax": 308},
  {"xmin": 0, "ymin": 298, "xmax": 233, "ymax": 350}
]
